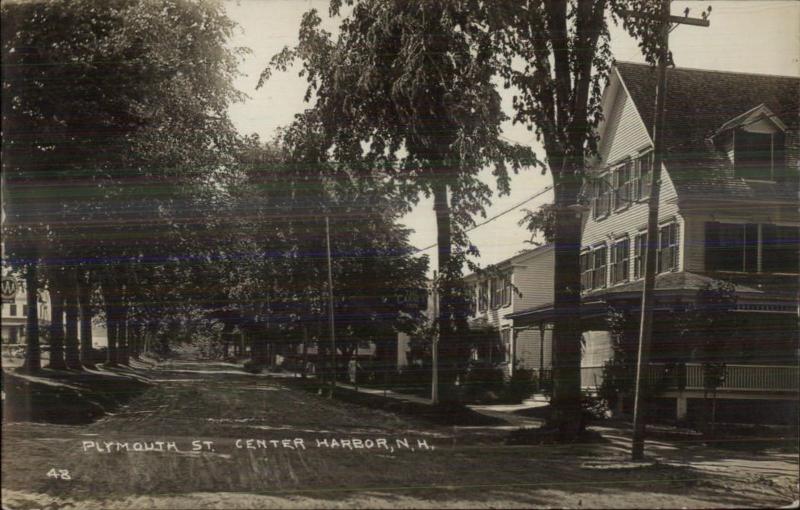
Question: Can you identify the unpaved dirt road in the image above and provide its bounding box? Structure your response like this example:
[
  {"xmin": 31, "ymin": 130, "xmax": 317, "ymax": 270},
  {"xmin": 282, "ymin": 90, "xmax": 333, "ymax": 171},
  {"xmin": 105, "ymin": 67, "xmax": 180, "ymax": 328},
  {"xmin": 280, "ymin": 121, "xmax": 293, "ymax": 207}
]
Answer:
[{"xmin": 2, "ymin": 360, "xmax": 797, "ymax": 509}]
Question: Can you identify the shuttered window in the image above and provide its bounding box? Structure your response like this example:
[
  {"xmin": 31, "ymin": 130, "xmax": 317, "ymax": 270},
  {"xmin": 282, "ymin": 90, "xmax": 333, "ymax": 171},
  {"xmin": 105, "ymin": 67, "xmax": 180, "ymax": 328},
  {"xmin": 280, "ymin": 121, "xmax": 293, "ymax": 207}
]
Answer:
[
  {"xmin": 478, "ymin": 281, "xmax": 488, "ymax": 311},
  {"xmin": 580, "ymin": 251, "xmax": 592, "ymax": 291},
  {"xmin": 593, "ymin": 245, "xmax": 608, "ymax": 289},
  {"xmin": 491, "ymin": 277, "xmax": 503, "ymax": 309},
  {"xmin": 592, "ymin": 177, "xmax": 612, "ymax": 219},
  {"xmin": 614, "ymin": 161, "xmax": 633, "ymax": 209},
  {"xmin": 502, "ymin": 275, "xmax": 512, "ymax": 307},
  {"xmin": 610, "ymin": 238, "xmax": 630, "ymax": 284},
  {"xmin": 634, "ymin": 233, "xmax": 647, "ymax": 279}
]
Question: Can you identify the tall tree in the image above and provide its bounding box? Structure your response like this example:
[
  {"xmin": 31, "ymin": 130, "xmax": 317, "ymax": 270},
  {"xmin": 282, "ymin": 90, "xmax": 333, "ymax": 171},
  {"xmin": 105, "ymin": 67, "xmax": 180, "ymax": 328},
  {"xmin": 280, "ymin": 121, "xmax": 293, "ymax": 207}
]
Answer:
[
  {"xmin": 261, "ymin": 1, "xmax": 535, "ymax": 396},
  {"xmin": 2, "ymin": 0, "xmax": 244, "ymax": 369},
  {"xmin": 485, "ymin": 0, "xmax": 663, "ymax": 437}
]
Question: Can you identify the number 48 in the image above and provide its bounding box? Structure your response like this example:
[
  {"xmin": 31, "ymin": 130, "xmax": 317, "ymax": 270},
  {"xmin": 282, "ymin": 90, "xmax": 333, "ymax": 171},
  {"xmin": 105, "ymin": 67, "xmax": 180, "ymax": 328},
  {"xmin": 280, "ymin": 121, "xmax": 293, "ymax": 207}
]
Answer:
[{"xmin": 47, "ymin": 468, "xmax": 71, "ymax": 480}]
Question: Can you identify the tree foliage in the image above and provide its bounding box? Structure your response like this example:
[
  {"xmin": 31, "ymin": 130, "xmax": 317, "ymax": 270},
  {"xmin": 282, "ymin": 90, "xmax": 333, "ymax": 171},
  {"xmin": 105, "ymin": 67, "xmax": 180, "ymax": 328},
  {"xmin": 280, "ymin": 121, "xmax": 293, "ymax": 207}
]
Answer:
[
  {"xmin": 2, "ymin": 0, "xmax": 244, "ymax": 367},
  {"xmin": 260, "ymin": 0, "xmax": 537, "ymax": 389},
  {"xmin": 482, "ymin": 0, "xmax": 666, "ymax": 435}
]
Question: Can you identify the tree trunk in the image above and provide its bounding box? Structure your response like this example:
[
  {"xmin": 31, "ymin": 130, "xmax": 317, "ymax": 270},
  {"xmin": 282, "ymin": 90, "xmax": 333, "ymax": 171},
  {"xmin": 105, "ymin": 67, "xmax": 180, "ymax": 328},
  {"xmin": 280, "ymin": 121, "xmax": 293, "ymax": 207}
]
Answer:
[
  {"xmin": 48, "ymin": 282, "xmax": 67, "ymax": 370},
  {"xmin": 128, "ymin": 322, "xmax": 139, "ymax": 359},
  {"xmin": 432, "ymin": 180, "xmax": 456, "ymax": 398},
  {"xmin": 78, "ymin": 271, "xmax": 94, "ymax": 366},
  {"xmin": 302, "ymin": 325, "xmax": 309, "ymax": 378},
  {"xmin": 547, "ymin": 175, "xmax": 584, "ymax": 438},
  {"xmin": 105, "ymin": 299, "xmax": 118, "ymax": 366},
  {"xmin": 118, "ymin": 304, "xmax": 129, "ymax": 365},
  {"xmin": 22, "ymin": 261, "xmax": 41, "ymax": 372},
  {"xmin": 64, "ymin": 269, "xmax": 81, "ymax": 369}
]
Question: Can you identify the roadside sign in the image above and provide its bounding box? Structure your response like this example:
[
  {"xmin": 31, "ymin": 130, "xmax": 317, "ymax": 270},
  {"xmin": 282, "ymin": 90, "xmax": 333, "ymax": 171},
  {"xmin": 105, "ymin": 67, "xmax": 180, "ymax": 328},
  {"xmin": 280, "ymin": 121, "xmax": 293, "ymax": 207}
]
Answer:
[{"xmin": 2, "ymin": 276, "xmax": 18, "ymax": 303}]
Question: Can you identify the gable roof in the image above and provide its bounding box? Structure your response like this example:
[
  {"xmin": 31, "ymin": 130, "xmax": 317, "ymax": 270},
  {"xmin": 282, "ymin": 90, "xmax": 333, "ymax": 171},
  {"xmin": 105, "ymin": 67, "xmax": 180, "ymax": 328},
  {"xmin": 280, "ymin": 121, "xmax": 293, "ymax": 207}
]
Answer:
[
  {"xmin": 463, "ymin": 244, "xmax": 552, "ymax": 282},
  {"xmin": 614, "ymin": 62, "xmax": 800, "ymax": 203}
]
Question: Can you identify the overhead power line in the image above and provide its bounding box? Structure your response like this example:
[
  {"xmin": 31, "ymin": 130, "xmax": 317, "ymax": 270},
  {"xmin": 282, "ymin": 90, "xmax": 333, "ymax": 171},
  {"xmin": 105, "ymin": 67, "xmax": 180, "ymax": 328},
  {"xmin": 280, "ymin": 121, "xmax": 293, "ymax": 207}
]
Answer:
[{"xmin": 414, "ymin": 184, "xmax": 554, "ymax": 253}]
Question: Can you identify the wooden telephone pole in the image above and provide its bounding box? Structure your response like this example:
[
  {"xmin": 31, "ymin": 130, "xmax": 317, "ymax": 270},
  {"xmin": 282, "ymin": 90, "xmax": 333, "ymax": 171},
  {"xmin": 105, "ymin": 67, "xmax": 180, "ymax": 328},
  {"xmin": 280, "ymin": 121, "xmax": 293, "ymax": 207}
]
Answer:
[
  {"xmin": 627, "ymin": 0, "xmax": 710, "ymax": 461},
  {"xmin": 325, "ymin": 215, "xmax": 337, "ymax": 397},
  {"xmin": 431, "ymin": 271, "xmax": 439, "ymax": 405}
]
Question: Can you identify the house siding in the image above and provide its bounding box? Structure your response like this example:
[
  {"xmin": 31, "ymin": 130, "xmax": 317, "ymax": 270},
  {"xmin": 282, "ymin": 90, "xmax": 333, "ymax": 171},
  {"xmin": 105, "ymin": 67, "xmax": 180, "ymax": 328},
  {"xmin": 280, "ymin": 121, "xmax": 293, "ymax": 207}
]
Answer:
[
  {"xmin": 582, "ymin": 168, "xmax": 684, "ymax": 285},
  {"xmin": 599, "ymin": 73, "xmax": 652, "ymax": 167},
  {"xmin": 465, "ymin": 246, "xmax": 554, "ymax": 374},
  {"xmin": 583, "ymin": 71, "xmax": 685, "ymax": 287},
  {"xmin": 512, "ymin": 247, "xmax": 555, "ymax": 313}
]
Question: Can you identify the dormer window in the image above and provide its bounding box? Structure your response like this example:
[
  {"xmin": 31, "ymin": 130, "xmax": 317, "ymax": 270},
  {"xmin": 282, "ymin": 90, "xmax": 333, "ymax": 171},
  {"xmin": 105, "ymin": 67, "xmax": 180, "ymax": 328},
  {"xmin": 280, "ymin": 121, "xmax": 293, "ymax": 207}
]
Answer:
[
  {"xmin": 734, "ymin": 129, "xmax": 783, "ymax": 181},
  {"xmin": 715, "ymin": 104, "xmax": 787, "ymax": 182}
]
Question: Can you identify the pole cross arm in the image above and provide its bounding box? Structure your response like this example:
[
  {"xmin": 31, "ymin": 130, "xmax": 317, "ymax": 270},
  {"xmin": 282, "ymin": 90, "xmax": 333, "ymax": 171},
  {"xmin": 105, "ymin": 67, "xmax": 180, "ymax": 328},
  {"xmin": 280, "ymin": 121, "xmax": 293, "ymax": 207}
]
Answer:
[{"xmin": 621, "ymin": 10, "xmax": 710, "ymax": 27}]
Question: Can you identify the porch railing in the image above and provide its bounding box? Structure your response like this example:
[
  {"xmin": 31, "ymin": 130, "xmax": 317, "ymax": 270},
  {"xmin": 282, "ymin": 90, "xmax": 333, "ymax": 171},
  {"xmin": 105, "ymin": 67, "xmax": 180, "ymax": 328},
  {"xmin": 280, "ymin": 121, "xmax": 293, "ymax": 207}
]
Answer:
[{"xmin": 575, "ymin": 363, "xmax": 799, "ymax": 393}]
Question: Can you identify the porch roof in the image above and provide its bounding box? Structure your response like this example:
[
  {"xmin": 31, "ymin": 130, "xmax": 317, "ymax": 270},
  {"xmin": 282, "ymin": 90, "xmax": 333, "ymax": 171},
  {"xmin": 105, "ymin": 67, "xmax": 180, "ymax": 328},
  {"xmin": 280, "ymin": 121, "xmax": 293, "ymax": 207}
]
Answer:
[{"xmin": 506, "ymin": 271, "xmax": 798, "ymax": 324}]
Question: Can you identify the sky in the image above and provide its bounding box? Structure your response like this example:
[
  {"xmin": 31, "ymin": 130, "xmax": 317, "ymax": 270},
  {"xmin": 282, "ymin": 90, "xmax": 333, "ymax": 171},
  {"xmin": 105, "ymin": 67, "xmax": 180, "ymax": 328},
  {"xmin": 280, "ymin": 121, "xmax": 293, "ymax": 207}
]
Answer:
[{"xmin": 223, "ymin": 0, "xmax": 800, "ymax": 276}]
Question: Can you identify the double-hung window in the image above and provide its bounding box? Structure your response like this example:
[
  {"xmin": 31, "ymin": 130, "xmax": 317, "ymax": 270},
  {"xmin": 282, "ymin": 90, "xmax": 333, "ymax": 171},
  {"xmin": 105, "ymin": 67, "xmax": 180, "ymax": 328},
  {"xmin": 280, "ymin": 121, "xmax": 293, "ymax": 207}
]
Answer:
[
  {"xmin": 657, "ymin": 222, "xmax": 679, "ymax": 273},
  {"xmin": 580, "ymin": 250, "xmax": 592, "ymax": 290},
  {"xmin": 631, "ymin": 151, "xmax": 654, "ymax": 201},
  {"xmin": 614, "ymin": 161, "xmax": 633, "ymax": 209},
  {"xmin": 633, "ymin": 233, "xmax": 647, "ymax": 279},
  {"xmin": 502, "ymin": 275, "xmax": 512, "ymax": 307},
  {"xmin": 580, "ymin": 245, "xmax": 608, "ymax": 290},
  {"xmin": 478, "ymin": 281, "xmax": 488, "ymax": 312},
  {"xmin": 593, "ymin": 245, "xmax": 608, "ymax": 289},
  {"xmin": 610, "ymin": 238, "xmax": 630, "ymax": 284},
  {"xmin": 592, "ymin": 176, "xmax": 612, "ymax": 219},
  {"xmin": 491, "ymin": 277, "xmax": 503, "ymax": 309}
]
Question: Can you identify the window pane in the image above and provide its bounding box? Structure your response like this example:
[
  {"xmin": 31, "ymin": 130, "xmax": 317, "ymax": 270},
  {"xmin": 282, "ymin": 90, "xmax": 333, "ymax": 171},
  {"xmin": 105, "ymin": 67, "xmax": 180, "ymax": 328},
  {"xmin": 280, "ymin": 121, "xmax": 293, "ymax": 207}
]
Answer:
[
  {"xmin": 640, "ymin": 153, "xmax": 653, "ymax": 199},
  {"xmin": 706, "ymin": 222, "xmax": 746, "ymax": 272},
  {"xmin": 763, "ymin": 224, "xmax": 800, "ymax": 273},
  {"xmin": 634, "ymin": 234, "xmax": 646, "ymax": 279},
  {"xmin": 580, "ymin": 252, "xmax": 592, "ymax": 290},
  {"xmin": 593, "ymin": 247, "xmax": 607, "ymax": 288},
  {"xmin": 735, "ymin": 129, "xmax": 773, "ymax": 180}
]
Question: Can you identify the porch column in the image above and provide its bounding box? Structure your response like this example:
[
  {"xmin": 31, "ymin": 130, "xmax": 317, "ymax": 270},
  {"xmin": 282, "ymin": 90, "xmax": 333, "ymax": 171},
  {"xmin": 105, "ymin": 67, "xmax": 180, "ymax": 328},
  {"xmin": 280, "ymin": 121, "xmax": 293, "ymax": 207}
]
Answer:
[
  {"xmin": 539, "ymin": 322, "xmax": 545, "ymax": 372},
  {"xmin": 511, "ymin": 329, "xmax": 517, "ymax": 377}
]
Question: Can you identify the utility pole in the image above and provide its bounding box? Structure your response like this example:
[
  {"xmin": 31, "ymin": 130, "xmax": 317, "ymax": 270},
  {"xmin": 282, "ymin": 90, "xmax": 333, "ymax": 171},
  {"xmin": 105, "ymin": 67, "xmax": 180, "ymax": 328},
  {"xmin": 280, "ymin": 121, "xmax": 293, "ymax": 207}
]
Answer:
[
  {"xmin": 627, "ymin": 1, "xmax": 710, "ymax": 461},
  {"xmin": 325, "ymin": 215, "xmax": 337, "ymax": 398},
  {"xmin": 431, "ymin": 271, "xmax": 439, "ymax": 405}
]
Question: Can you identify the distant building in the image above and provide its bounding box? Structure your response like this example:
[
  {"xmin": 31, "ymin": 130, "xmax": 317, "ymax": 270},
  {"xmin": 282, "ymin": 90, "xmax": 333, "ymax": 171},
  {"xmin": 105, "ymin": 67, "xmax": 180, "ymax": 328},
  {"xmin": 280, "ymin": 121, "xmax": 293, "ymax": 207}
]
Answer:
[
  {"xmin": 462, "ymin": 245, "xmax": 555, "ymax": 377},
  {"xmin": 1, "ymin": 276, "xmax": 49, "ymax": 345},
  {"xmin": 1, "ymin": 275, "xmax": 108, "ymax": 349}
]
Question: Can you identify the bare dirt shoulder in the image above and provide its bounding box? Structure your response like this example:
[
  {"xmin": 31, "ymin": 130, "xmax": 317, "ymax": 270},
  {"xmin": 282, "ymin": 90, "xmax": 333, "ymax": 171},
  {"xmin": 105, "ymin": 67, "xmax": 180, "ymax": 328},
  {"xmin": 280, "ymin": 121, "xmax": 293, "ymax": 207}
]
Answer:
[{"xmin": 2, "ymin": 360, "xmax": 797, "ymax": 509}]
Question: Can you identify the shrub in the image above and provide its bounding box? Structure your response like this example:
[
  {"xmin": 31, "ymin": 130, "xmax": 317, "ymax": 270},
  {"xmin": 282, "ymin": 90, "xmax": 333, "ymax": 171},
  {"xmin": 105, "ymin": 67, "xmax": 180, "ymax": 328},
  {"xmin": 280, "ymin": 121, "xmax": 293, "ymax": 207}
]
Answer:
[
  {"xmin": 582, "ymin": 392, "xmax": 611, "ymax": 422},
  {"xmin": 242, "ymin": 359, "xmax": 264, "ymax": 374},
  {"xmin": 500, "ymin": 367, "xmax": 537, "ymax": 403},
  {"xmin": 461, "ymin": 361, "xmax": 505, "ymax": 402}
]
